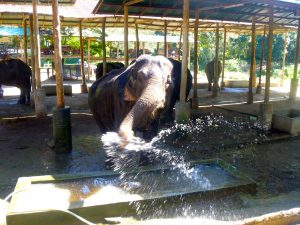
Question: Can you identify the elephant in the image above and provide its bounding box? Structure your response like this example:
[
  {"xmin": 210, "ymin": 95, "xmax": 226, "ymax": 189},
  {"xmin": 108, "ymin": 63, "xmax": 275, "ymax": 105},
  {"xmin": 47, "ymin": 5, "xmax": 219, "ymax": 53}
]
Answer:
[
  {"xmin": 0, "ymin": 58, "xmax": 32, "ymax": 104},
  {"xmin": 205, "ymin": 59, "xmax": 222, "ymax": 91},
  {"xmin": 88, "ymin": 55, "xmax": 174, "ymax": 145},
  {"xmin": 95, "ymin": 62, "xmax": 125, "ymax": 80}
]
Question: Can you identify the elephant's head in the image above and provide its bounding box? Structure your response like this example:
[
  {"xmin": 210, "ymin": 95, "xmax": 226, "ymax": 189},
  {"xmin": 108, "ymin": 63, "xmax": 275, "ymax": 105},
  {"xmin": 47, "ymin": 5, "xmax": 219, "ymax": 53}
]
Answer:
[{"xmin": 119, "ymin": 55, "xmax": 173, "ymax": 145}]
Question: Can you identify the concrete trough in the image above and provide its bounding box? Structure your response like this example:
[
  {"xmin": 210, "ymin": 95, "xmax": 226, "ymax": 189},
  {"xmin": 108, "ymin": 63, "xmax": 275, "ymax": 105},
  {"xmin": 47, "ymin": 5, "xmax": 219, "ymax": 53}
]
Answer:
[
  {"xmin": 272, "ymin": 109, "xmax": 300, "ymax": 135},
  {"xmin": 42, "ymin": 84, "xmax": 72, "ymax": 96},
  {"xmin": 6, "ymin": 159, "xmax": 256, "ymax": 225}
]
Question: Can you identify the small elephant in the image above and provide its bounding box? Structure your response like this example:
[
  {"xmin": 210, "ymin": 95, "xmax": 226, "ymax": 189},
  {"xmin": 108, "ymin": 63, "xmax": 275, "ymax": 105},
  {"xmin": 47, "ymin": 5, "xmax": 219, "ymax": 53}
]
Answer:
[
  {"xmin": 0, "ymin": 58, "xmax": 32, "ymax": 104},
  {"xmin": 95, "ymin": 62, "xmax": 125, "ymax": 80},
  {"xmin": 205, "ymin": 59, "xmax": 222, "ymax": 91},
  {"xmin": 89, "ymin": 55, "xmax": 174, "ymax": 145}
]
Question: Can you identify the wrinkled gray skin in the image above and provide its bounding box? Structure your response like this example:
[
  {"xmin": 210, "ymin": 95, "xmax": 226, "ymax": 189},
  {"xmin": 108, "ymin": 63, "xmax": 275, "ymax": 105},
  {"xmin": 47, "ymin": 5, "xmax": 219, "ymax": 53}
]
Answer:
[
  {"xmin": 88, "ymin": 55, "xmax": 173, "ymax": 145},
  {"xmin": 0, "ymin": 58, "xmax": 32, "ymax": 104},
  {"xmin": 205, "ymin": 59, "xmax": 222, "ymax": 91}
]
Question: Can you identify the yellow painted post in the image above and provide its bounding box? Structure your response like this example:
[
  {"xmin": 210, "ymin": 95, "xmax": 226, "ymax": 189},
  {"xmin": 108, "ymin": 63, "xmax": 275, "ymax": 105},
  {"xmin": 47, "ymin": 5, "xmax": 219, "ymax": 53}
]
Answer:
[
  {"xmin": 192, "ymin": 8, "xmax": 199, "ymax": 109},
  {"xmin": 247, "ymin": 16, "xmax": 256, "ymax": 104},
  {"xmin": 124, "ymin": 5, "xmax": 129, "ymax": 66}
]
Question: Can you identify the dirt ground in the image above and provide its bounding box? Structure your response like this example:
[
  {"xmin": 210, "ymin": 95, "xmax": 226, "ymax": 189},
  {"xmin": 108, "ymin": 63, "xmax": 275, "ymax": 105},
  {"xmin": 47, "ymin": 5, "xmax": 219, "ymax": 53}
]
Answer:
[{"xmin": 0, "ymin": 81, "xmax": 300, "ymax": 224}]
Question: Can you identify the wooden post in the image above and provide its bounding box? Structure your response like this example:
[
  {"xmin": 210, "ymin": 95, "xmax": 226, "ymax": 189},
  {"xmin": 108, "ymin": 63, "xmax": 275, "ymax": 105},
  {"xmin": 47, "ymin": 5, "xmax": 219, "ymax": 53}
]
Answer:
[
  {"xmin": 32, "ymin": 0, "xmax": 41, "ymax": 89},
  {"xmin": 192, "ymin": 8, "xmax": 199, "ymax": 109},
  {"xmin": 102, "ymin": 18, "xmax": 107, "ymax": 77},
  {"xmin": 212, "ymin": 23, "xmax": 220, "ymax": 98},
  {"xmin": 29, "ymin": 15, "xmax": 36, "ymax": 91},
  {"xmin": 142, "ymin": 42, "xmax": 145, "ymax": 54},
  {"xmin": 221, "ymin": 28, "xmax": 227, "ymax": 90},
  {"xmin": 175, "ymin": 0, "xmax": 190, "ymax": 122},
  {"xmin": 23, "ymin": 18, "xmax": 28, "ymax": 64},
  {"xmin": 164, "ymin": 20, "xmax": 168, "ymax": 57},
  {"xmin": 87, "ymin": 38, "xmax": 91, "ymax": 81},
  {"xmin": 289, "ymin": 19, "xmax": 300, "ymax": 100},
  {"xmin": 135, "ymin": 22, "xmax": 140, "ymax": 57},
  {"xmin": 79, "ymin": 20, "xmax": 87, "ymax": 93},
  {"xmin": 178, "ymin": 27, "xmax": 182, "ymax": 61},
  {"xmin": 264, "ymin": 8, "xmax": 274, "ymax": 104},
  {"xmin": 124, "ymin": 5, "xmax": 129, "ymax": 66},
  {"xmin": 257, "ymin": 25, "xmax": 266, "ymax": 94},
  {"xmin": 117, "ymin": 42, "xmax": 120, "ymax": 61},
  {"xmin": 281, "ymin": 33, "xmax": 287, "ymax": 87},
  {"xmin": 156, "ymin": 42, "xmax": 160, "ymax": 55},
  {"xmin": 248, "ymin": 16, "xmax": 256, "ymax": 104},
  {"xmin": 52, "ymin": 0, "xmax": 64, "ymax": 109}
]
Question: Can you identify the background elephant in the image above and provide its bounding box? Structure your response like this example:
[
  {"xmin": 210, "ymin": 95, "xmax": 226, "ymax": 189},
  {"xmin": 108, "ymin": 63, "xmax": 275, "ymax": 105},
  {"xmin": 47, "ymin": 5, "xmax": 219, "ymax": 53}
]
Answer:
[
  {"xmin": 205, "ymin": 59, "xmax": 222, "ymax": 91},
  {"xmin": 95, "ymin": 62, "xmax": 125, "ymax": 80},
  {"xmin": 0, "ymin": 58, "xmax": 32, "ymax": 104},
  {"xmin": 88, "ymin": 55, "xmax": 174, "ymax": 144}
]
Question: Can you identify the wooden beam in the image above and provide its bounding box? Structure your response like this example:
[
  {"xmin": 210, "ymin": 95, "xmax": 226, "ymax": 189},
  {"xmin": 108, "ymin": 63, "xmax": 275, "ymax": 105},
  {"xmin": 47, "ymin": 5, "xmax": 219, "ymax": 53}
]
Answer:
[
  {"xmin": 79, "ymin": 20, "xmax": 87, "ymax": 89},
  {"xmin": 102, "ymin": 17, "xmax": 107, "ymax": 77},
  {"xmin": 32, "ymin": 0, "xmax": 41, "ymax": 89},
  {"xmin": 221, "ymin": 28, "xmax": 227, "ymax": 90},
  {"xmin": 264, "ymin": 6, "xmax": 274, "ymax": 103},
  {"xmin": 257, "ymin": 25, "xmax": 266, "ymax": 94},
  {"xmin": 192, "ymin": 8, "xmax": 199, "ymax": 109},
  {"xmin": 52, "ymin": 0, "xmax": 64, "ymax": 109},
  {"xmin": 135, "ymin": 22, "xmax": 140, "ymax": 57},
  {"xmin": 124, "ymin": 5, "xmax": 129, "ymax": 66},
  {"xmin": 178, "ymin": 26, "xmax": 182, "ymax": 61},
  {"xmin": 29, "ymin": 14, "xmax": 36, "ymax": 91},
  {"xmin": 281, "ymin": 32, "xmax": 287, "ymax": 87},
  {"xmin": 247, "ymin": 16, "xmax": 256, "ymax": 104},
  {"xmin": 164, "ymin": 20, "xmax": 167, "ymax": 57},
  {"xmin": 180, "ymin": 0, "xmax": 189, "ymax": 103},
  {"xmin": 212, "ymin": 23, "xmax": 220, "ymax": 98},
  {"xmin": 125, "ymin": 0, "xmax": 144, "ymax": 6},
  {"xmin": 23, "ymin": 18, "xmax": 28, "ymax": 64}
]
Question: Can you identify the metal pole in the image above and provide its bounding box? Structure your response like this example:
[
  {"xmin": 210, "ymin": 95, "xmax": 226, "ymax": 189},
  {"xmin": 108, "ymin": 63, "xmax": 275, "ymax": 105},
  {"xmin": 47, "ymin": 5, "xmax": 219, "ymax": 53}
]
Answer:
[
  {"xmin": 264, "ymin": 6, "xmax": 274, "ymax": 103},
  {"xmin": 102, "ymin": 18, "xmax": 107, "ymax": 77},
  {"xmin": 221, "ymin": 28, "xmax": 227, "ymax": 90},
  {"xmin": 164, "ymin": 20, "xmax": 167, "ymax": 57},
  {"xmin": 23, "ymin": 18, "xmax": 28, "ymax": 64},
  {"xmin": 212, "ymin": 23, "xmax": 220, "ymax": 98},
  {"xmin": 124, "ymin": 5, "xmax": 129, "ymax": 66},
  {"xmin": 79, "ymin": 20, "xmax": 87, "ymax": 93},
  {"xmin": 248, "ymin": 16, "xmax": 256, "ymax": 104},
  {"xmin": 52, "ymin": 0, "xmax": 64, "ymax": 109},
  {"xmin": 281, "ymin": 33, "xmax": 287, "ymax": 87},
  {"xmin": 192, "ymin": 8, "xmax": 199, "ymax": 109},
  {"xmin": 257, "ymin": 25, "xmax": 266, "ymax": 94}
]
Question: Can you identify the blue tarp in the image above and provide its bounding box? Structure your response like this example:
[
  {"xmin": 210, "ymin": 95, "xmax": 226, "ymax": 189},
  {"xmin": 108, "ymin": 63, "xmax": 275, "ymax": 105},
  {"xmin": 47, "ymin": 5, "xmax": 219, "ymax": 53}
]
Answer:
[{"xmin": 0, "ymin": 27, "xmax": 30, "ymax": 36}]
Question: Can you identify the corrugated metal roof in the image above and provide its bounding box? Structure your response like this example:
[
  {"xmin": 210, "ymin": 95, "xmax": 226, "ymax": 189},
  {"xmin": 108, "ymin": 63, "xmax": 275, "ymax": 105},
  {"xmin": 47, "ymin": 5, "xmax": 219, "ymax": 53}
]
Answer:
[{"xmin": 93, "ymin": 0, "xmax": 300, "ymax": 27}]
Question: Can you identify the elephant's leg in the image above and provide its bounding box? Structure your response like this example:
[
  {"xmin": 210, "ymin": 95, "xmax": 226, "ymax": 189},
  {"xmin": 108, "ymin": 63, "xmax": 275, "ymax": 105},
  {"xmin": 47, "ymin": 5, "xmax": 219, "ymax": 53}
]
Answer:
[
  {"xmin": 18, "ymin": 89, "xmax": 26, "ymax": 104},
  {"xmin": 0, "ymin": 85, "xmax": 3, "ymax": 98},
  {"xmin": 208, "ymin": 82, "xmax": 212, "ymax": 91},
  {"xmin": 25, "ymin": 88, "xmax": 31, "ymax": 105}
]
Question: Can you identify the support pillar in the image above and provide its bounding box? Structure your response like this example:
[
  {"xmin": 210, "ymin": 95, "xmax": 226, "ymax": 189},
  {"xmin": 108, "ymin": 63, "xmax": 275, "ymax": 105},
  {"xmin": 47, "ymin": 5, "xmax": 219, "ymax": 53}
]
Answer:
[
  {"xmin": 23, "ymin": 18, "xmax": 28, "ymax": 64},
  {"xmin": 142, "ymin": 42, "xmax": 145, "ymax": 54},
  {"xmin": 260, "ymin": 6, "xmax": 274, "ymax": 127},
  {"xmin": 257, "ymin": 25, "xmax": 266, "ymax": 94},
  {"xmin": 164, "ymin": 20, "xmax": 168, "ymax": 57},
  {"xmin": 212, "ymin": 23, "xmax": 220, "ymax": 98},
  {"xmin": 289, "ymin": 19, "xmax": 300, "ymax": 100},
  {"xmin": 135, "ymin": 22, "xmax": 140, "ymax": 57},
  {"xmin": 156, "ymin": 42, "xmax": 160, "ymax": 55},
  {"xmin": 79, "ymin": 20, "xmax": 87, "ymax": 93},
  {"xmin": 178, "ymin": 27, "xmax": 182, "ymax": 61},
  {"xmin": 117, "ymin": 42, "xmax": 120, "ymax": 61},
  {"xmin": 192, "ymin": 8, "xmax": 199, "ymax": 109},
  {"xmin": 247, "ymin": 16, "xmax": 256, "ymax": 104},
  {"xmin": 87, "ymin": 38, "xmax": 91, "ymax": 81},
  {"xmin": 124, "ymin": 5, "xmax": 129, "ymax": 66},
  {"xmin": 29, "ymin": 15, "xmax": 36, "ymax": 92},
  {"xmin": 51, "ymin": 0, "xmax": 72, "ymax": 153},
  {"xmin": 32, "ymin": 0, "xmax": 46, "ymax": 117},
  {"xmin": 221, "ymin": 28, "xmax": 227, "ymax": 90},
  {"xmin": 281, "ymin": 33, "xmax": 287, "ymax": 87},
  {"xmin": 175, "ymin": 0, "xmax": 190, "ymax": 123},
  {"xmin": 102, "ymin": 18, "xmax": 107, "ymax": 77}
]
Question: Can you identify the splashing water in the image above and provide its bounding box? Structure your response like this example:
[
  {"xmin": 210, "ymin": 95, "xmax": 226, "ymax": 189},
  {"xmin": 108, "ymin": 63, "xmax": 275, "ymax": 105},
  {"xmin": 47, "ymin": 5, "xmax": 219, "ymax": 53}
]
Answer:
[{"xmin": 100, "ymin": 114, "xmax": 268, "ymax": 219}]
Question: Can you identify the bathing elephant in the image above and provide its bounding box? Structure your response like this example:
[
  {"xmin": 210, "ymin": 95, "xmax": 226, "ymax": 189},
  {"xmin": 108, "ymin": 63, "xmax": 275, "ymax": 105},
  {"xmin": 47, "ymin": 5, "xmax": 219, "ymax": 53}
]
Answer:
[
  {"xmin": 205, "ymin": 59, "xmax": 222, "ymax": 91},
  {"xmin": 88, "ymin": 55, "xmax": 174, "ymax": 144},
  {"xmin": 95, "ymin": 62, "xmax": 125, "ymax": 80},
  {"xmin": 0, "ymin": 58, "xmax": 32, "ymax": 104}
]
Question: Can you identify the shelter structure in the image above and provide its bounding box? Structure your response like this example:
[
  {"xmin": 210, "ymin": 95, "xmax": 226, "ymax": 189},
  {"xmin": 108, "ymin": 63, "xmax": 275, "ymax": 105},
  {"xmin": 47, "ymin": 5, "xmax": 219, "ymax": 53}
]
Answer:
[{"xmin": 93, "ymin": 0, "xmax": 300, "ymax": 123}]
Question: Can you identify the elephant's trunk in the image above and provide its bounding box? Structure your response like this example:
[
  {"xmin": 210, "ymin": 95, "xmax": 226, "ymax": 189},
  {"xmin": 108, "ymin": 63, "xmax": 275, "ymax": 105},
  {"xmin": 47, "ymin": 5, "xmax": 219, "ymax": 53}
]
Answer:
[{"xmin": 119, "ymin": 83, "xmax": 166, "ymax": 146}]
